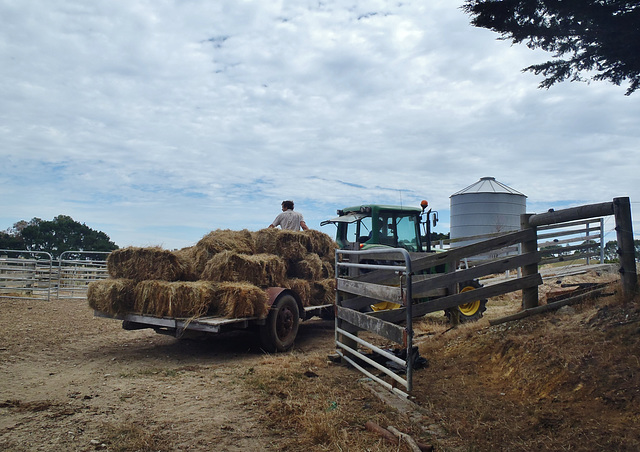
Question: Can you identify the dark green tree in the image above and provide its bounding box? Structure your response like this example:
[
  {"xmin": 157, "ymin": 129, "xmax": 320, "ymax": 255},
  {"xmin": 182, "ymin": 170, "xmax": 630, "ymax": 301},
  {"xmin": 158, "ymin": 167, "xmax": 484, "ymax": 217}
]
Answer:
[
  {"xmin": 4, "ymin": 215, "xmax": 118, "ymax": 259},
  {"xmin": 603, "ymin": 239, "xmax": 640, "ymax": 262},
  {"xmin": 462, "ymin": 0, "xmax": 640, "ymax": 95}
]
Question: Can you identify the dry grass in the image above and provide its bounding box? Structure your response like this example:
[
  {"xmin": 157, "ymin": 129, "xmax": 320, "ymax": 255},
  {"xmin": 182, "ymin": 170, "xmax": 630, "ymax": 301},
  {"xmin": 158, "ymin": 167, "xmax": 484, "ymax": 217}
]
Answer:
[
  {"xmin": 100, "ymin": 421, "xmax": 166, "ymax": 452},
  {"xmin": 410, "ymin": 283, "xmax": 640, "ymax": 451},
  {"xmin": 244, "ymin": 353, "xmax": 424, "ymax": 451}
]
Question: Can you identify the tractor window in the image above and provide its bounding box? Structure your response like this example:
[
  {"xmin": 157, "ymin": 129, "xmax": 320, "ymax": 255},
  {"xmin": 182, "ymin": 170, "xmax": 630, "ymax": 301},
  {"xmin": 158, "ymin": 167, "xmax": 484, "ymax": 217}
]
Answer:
[
  {"xmin": 396, "ymin": 215, "xmax": 420, "ymax": 251},
  {"xmin": 345, "ymin": 217, "xmax": 372, "ymax": 244},
  {"xmin": 377, "ymin": 212, "xmax": 420, "ymax": 250}
]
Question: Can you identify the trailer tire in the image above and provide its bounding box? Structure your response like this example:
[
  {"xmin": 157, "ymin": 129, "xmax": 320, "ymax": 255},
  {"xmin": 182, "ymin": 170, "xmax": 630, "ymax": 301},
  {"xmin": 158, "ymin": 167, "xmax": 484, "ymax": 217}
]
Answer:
[{"xmin": 259, "ymin": 294, "xmax": 300, "ymax": 353}]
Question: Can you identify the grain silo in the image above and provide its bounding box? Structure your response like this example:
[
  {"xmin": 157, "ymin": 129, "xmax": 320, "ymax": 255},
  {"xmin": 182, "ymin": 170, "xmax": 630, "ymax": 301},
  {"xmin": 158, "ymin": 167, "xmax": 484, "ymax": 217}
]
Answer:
[{"xmin": 450, "ymin": 177, "xmax": 527, "ymax": 258}]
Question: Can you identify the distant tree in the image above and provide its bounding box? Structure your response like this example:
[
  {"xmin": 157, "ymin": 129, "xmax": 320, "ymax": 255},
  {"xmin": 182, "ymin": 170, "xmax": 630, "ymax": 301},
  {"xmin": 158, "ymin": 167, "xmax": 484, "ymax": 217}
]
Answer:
[
  {"xmin": 3, "ymin": 215, "xmax": 118, "ymax": 259},
  {"xmin": 431, "ymin": 232, "xmax": 450, "ymax": 242},
  {"xmin": 462, "ymin": 0, "xmax": 640, "ymax": 95},
  {"xmin": 603, "ymin": 239, "xmax": 640, "ymax": 262},
  {"xmin": 0, "ymin": 231, "xmax": 24, "ymax": 250}
]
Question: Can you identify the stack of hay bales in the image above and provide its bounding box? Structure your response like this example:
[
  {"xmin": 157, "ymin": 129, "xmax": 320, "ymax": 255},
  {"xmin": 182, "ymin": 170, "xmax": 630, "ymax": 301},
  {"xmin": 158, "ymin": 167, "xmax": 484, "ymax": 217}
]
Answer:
[{"xmin": 88, "ymin": 228, "xmax": 337, "ymax": 319}]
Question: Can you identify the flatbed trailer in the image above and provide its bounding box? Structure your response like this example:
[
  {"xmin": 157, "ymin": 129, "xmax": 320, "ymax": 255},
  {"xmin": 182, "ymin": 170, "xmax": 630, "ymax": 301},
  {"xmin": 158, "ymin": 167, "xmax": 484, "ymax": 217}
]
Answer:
[{"xmin": 94, "ymin": 288, "xmax": 333, "ymax": 352}]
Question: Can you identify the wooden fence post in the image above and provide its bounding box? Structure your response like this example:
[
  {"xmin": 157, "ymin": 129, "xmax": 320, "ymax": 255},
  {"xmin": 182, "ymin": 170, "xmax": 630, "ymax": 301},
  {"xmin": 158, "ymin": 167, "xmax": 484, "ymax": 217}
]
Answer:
[
  {"xmin": 613, "ymin": 197, "xmax": 638, "ymax": 298},
  {"xmin": 521, "ymin": 213, "xmax": 539, "ymax": 309}
]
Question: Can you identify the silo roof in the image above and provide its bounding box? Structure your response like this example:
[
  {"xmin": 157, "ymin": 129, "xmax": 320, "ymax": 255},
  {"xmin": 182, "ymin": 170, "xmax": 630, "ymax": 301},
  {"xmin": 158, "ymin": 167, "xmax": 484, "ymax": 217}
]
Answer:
[{"xmin": 451, "ymin": 177, "xmax": 526, "ymax": 197}]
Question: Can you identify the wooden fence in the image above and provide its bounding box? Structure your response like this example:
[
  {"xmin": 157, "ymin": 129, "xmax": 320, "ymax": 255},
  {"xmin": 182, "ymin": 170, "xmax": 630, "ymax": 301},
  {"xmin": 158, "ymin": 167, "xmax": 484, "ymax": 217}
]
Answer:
[{"xmin": 334, "ymin": 197, "xmax": 637, "ymax": 396}]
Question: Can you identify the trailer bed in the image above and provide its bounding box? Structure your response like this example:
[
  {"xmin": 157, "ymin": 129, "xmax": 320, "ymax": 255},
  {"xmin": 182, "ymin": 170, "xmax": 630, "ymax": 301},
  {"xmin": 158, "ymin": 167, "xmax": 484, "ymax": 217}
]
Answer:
[{"xmin": 94, "ymin": 303, "xmax": 333, "ymax": 336}]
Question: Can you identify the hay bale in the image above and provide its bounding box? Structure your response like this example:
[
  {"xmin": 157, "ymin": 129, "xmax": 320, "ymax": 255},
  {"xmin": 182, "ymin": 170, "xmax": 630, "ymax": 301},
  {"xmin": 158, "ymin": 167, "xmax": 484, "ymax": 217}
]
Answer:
[
  {"xmin": 213, "ymin": 282, "xmax": 269, "ymax": 318},
  {"xmin": 200, "ymin": 251, "xmax": 287, "ymax": 287},
  {"xmin": 253, "ymin": 228, "xmax": 310, "ymax": 261},
  {"xmin": 288, "ymin": 253, "xmax": 324, "ymax": 280},
  {"xmin": 311, "ymin": 278, "xmax": 336, "ymax": 306},
  {"xmin": 321, "ymin": 258, "xmax": 335, "ymax": 278},
  {"xmin": 304, "ymin": 229, "xmax": 338, "ymax": 258},
  {"xmin": 192, "ymin": 229, "xmax": 256, "ymax": 276},
  {"xmin": 107, "ymin": 246, "xmax": 195, "ymax": 282},
  {"xmin": 87, "ymin": 279, "xmax": 136, "ymax": 315},
  {"xmin": 284, "ymin": 278, "xmax": 312, "ymax": 307},
  {"xmin": 134, "ymin": 280, "xmax": 217, "ymax": 318}
]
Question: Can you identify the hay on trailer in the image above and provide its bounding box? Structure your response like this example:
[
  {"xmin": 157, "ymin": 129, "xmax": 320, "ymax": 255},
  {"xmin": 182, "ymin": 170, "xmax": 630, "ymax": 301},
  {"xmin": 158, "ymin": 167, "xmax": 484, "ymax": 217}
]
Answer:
[
  {"xmin": 284, "ymin": 278, "xmax": 312, "ymax": 307},
  {"xmin": 200, "ymin": 251, "xmax": 287, "ymax": 287},
  {"xmin": 321, "ymin": 258, "xmax": 335, "ymax": 278},
  {"xmin": 134, "ymin": 280, "xmax": 217, "ymax": 318},
  {"xmin": 311, "ymin": 278, "xmax": 336, "ymax": 306},
  {"xmin": 253, "ymin": 228, "xmax": 310, "ymax": 261},
  {"xmin": 288, "ymin": 253, "xmax": 324, "ymax": 280},
  {"xmin": 304, "ymin": 229, "xmax": 338, "ymax": 258},
  {"xmin": 213, "ymin": 282, "xmax": 269, "ymax": 318},
  {"xmin": 192, "ymin": 229, "xmax": 256, "ymax": 276},
  {"xmin": 87, "ymin": 279, "xmax": 136, "ymax": 315},
  {"xmin": 107, "ymin": 247, "xmax": 196, "ymax": 282}
]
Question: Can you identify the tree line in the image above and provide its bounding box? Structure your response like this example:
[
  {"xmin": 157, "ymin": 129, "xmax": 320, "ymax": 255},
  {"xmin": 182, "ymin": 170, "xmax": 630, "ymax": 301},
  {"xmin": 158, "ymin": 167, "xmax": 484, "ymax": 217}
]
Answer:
[{"xmin": 0, "ymin": 215, "xmax": 119, "ymax": 259}]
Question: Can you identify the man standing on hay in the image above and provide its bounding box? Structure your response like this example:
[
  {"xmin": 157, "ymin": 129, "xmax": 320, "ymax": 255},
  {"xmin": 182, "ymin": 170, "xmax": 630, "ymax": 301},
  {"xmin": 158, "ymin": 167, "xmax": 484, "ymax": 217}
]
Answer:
[{"xmin": 269, "ymin": 200, "xmax": 309, "ymax": 231}]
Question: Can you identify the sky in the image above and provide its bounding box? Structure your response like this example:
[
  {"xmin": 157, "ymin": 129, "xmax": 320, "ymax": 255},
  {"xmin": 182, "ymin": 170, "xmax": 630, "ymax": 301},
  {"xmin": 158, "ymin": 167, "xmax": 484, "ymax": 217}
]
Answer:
[{"xmin": 1, "ymin": 0, "xmax": 638, "ymax": 250}]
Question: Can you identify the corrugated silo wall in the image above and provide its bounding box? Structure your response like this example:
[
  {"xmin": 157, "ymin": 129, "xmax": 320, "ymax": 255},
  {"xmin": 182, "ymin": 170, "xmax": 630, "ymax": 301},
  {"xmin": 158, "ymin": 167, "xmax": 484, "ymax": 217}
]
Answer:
[{"xmin": 450, "ymin": 192, "xmax": 526, "ymax": 256}]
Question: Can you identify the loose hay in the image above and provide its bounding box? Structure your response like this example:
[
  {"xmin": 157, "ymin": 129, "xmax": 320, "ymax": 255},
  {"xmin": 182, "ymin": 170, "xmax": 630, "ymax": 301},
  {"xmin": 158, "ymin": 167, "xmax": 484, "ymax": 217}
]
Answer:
[
  {"xmin": 311, "ymin": 278, "xmax": 336, "ymax": 306},
  {"xmin": 107, "ymin": 247, "xmax": 195, "ymax": 281},
  {"xmin": 214, "ymin": 282, "xmax": 269, "ymax": 318},
  {"xmin": 134, "ymin": 280, "xmax": 217, "ymax": 318},
  {"xmin": 87, "ymin": 279, "xmax": 136, "ymax": 315},
  {"xmin": 200, "ymin": 251, "xmax": 287, "ymax": 287}
]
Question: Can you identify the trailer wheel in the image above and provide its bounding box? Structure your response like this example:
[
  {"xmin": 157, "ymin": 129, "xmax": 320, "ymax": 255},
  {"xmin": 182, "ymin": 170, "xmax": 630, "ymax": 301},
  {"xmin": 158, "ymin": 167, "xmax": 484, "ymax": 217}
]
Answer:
[
  {"xmin": 259, "ymin": 294, "xmax": 300, "ymax": 353},
  {"xmin": 445, "ymin": 281, "xmax": 487, "ymax": 323}
]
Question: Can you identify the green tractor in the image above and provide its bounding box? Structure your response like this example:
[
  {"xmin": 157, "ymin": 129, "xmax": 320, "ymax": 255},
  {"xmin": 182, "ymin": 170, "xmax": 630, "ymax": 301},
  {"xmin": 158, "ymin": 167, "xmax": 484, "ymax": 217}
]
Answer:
[{"xmin": 321, "ymin": 201, "xmax": 487, "ymax": 322}]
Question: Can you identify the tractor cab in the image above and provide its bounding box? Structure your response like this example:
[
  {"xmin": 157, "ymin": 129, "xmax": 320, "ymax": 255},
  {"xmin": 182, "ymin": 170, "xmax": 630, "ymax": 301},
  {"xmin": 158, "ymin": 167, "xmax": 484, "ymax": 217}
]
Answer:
[{"xmin": 321, "ymin": 202, "xmax": 437, "ymax": 253}]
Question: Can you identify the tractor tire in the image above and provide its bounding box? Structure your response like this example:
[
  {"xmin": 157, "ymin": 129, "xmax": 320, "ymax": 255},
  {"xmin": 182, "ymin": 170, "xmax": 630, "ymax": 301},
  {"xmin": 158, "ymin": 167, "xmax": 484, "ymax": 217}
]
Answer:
[
  {"xmin": 445, "ymin": 280, "xmax": 487, "ymax": 323},
  {"xmin": 259, "ymin": 294, "xmax": 300, "ymax": 353}
]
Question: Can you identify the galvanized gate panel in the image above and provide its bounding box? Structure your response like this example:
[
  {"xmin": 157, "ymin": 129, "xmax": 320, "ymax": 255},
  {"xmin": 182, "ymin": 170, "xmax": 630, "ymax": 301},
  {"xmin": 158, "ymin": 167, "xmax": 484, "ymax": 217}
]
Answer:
[
  {"xmin": 0, "ymin": 250, "xmax": 53, "ymax": 301},
  {"xmin": 57, "ymin": 251, "xmax": 110, "ymax": 299},
  {"xmin": 335, "ymin": 248, "xmax": 414, "ymax": 397}
]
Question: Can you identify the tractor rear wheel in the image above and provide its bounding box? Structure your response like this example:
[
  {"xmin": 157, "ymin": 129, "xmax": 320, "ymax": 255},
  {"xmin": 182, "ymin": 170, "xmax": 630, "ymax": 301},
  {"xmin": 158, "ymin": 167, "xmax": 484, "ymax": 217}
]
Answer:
[
  {"xmin": 445, "ymin": 280, "xmax": 487, "ymax": 323},
  {"xmin": 259, "ymin": 294, "xmax": 300, "ymax": 353}
]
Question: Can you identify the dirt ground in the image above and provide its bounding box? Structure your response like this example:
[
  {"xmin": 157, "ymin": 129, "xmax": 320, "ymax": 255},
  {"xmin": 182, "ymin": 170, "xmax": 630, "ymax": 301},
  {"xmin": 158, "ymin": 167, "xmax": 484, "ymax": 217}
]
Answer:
[{"xmin": 1, "ymin": 265, "xmax": 639, "ymax": 451}]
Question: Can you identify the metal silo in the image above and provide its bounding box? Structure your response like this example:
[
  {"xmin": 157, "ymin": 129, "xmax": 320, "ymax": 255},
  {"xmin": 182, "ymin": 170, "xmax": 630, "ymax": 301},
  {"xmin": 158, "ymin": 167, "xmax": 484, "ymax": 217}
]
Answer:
[{"xmin": 450, "ymin": 177, "xmax": 527, "ymax": 258}]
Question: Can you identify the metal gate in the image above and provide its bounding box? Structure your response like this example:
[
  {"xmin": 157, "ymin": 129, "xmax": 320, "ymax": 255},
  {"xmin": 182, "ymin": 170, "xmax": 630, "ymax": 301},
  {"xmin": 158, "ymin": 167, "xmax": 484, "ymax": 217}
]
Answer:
[
  {"xmin": 57, "ymin": 251, "xmax": 110, "ymax": 299},
  {"xmin": 0, "ymin": 250, "xmax": 54, "ymax": 301},
  {"xmin": 334, "ymin": 248, "xmax": 415, "ymax": 396}
]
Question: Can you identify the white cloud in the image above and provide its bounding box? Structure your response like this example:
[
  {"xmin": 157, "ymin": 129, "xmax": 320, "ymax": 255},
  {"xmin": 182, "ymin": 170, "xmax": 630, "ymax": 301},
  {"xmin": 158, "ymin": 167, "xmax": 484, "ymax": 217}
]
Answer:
[{"xmin": 1, "ymin": 0, "xmax": 638, "ymax": 249}]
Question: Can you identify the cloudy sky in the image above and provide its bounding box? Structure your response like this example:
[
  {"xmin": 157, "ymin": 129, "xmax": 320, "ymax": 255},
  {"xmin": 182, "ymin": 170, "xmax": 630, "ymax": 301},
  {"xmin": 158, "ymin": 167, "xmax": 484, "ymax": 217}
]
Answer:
[{"xmin": 1, "ymin": 0, "xmax": 638, "ymax": 250}]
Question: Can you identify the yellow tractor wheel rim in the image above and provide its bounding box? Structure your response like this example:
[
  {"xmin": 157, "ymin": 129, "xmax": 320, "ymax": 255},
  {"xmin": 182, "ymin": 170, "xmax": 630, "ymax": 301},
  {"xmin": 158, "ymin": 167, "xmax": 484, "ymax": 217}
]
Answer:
[{"xmin": 458, "ymin": 285, "xmax": 481, "ymax": 316}]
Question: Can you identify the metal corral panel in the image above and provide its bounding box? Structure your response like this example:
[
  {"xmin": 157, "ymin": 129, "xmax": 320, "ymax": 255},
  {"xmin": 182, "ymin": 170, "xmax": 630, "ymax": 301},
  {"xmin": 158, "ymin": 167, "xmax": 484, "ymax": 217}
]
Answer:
[{"xmin": 450, "ymin": 177, "xmax": 527, "ymax": 254}]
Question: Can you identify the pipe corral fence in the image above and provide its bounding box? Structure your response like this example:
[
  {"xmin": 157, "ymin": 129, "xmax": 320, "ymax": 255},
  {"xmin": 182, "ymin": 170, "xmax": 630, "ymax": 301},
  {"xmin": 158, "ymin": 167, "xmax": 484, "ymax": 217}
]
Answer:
[
  {"xmin": 334, "ymin": 197, "xmax": 637, "ymax": 396},
  {"xmin": 0, "ymin": 250, "xmax": 110, "ymax": 301}
]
